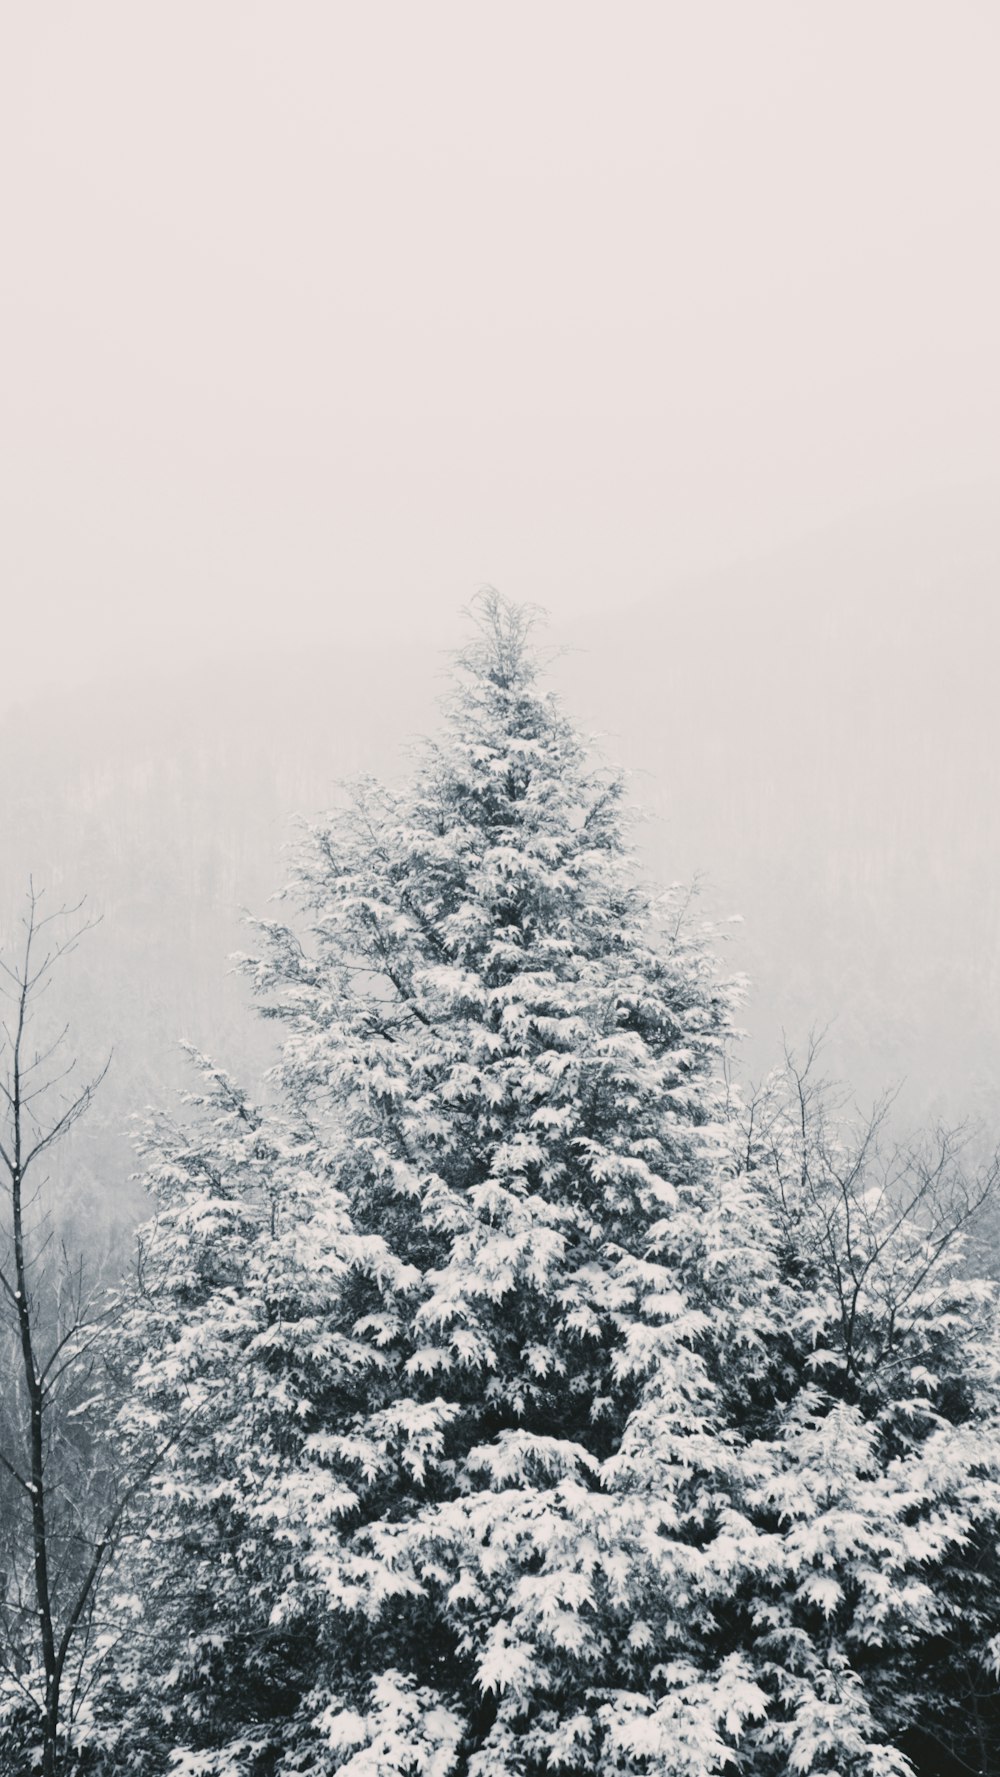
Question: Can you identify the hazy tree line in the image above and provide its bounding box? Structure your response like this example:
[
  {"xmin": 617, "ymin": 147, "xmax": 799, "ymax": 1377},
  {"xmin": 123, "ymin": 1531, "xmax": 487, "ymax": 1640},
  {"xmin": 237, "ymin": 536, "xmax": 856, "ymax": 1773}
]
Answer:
[{"xmin": 2, "ymin": 596, "xmax": 999, "ymax": 1774}]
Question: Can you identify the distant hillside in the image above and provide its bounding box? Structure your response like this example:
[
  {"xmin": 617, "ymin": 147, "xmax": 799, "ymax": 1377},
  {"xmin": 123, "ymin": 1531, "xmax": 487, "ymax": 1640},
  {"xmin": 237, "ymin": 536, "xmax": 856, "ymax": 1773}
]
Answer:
[{"xmin": 3, "ymin": 491, "xmax": 999, "ymax": 1245}]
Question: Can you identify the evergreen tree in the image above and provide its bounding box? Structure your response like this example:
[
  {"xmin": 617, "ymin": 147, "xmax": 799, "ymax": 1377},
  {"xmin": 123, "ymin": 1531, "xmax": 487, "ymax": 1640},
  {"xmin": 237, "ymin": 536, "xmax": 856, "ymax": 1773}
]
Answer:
[
  {"xmin": 97, "ymin": 596, "xmax": 1000, "ymax": 1777},
  {"xmin": 725, "ymin": 1055, "xmax": 1000, "ymax": 1777}
]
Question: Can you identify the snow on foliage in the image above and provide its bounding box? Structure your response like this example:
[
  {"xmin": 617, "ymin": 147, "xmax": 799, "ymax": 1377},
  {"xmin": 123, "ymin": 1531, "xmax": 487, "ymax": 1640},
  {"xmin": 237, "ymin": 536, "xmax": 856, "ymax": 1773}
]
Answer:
[{"xmin": 90, "ymin": 596, "xmax": 1000, "ymax": 1776}]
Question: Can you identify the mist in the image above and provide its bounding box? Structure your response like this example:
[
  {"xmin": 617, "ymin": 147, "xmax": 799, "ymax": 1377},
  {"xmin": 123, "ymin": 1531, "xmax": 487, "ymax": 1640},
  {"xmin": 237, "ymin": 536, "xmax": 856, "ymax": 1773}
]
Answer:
[
  {"xmin": 4, "ymin": 17, "xmax": 1000, "ymax": 1767},
  {"xmin": 3, "ymin": 4, "xmax": 999, "ymax": 697},
  {"xmin": 2, "ymin": 3, "xmax": 999, "ymax": 1229}
]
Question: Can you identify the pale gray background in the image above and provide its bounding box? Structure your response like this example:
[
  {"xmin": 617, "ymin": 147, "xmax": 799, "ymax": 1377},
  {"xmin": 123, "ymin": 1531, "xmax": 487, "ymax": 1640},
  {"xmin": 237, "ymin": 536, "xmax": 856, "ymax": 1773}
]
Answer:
[{"xmin": 1, "ymin": 3, "xmax": 998, "ymax": 1239}]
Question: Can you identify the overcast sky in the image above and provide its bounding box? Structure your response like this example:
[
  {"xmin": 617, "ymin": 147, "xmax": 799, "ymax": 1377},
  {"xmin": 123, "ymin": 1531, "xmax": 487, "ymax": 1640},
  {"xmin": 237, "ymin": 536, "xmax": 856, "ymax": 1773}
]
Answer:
[{"xmin": 2, "ymin": 2, "xmax": 998, "ymax": 703}]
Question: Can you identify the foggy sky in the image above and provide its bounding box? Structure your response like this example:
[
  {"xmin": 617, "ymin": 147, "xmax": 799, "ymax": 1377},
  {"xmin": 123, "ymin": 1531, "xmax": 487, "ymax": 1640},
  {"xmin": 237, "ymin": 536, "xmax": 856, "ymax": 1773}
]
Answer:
[{"xmin": 3, "ymin": 2, "xmax": 999, "ymax": 708}]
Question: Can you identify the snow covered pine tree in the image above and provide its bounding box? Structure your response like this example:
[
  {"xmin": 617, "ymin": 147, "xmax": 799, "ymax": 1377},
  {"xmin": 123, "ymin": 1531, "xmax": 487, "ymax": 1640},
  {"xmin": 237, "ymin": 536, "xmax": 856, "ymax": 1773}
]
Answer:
[{"xmin": 101, "ymin": 595, "xmax": 1000, "ymax": 1776}]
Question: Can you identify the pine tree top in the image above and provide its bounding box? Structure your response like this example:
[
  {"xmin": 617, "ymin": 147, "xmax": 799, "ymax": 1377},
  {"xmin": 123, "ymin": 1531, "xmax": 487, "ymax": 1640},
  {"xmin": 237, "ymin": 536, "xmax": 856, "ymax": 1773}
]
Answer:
[{"xmin": 456, "ymin": 589, "xmax": 546, "ymax": 693}]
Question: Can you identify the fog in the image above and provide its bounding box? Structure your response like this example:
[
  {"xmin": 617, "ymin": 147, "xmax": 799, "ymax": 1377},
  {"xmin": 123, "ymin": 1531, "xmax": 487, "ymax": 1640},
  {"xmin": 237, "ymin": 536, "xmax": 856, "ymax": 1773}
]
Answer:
[
  {"xmin": 1, "ymin": 5, "xmax": 999, "ymax": 1239},
  {"xmin": 3, "ymin": 3, "xmax": 999, "ymax": 700}
]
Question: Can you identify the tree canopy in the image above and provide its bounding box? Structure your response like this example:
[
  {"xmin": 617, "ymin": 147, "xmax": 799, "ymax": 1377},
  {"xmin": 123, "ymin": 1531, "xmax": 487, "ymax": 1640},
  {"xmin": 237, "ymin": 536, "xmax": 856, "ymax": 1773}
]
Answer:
[{"xmin": 48, "ymin": 595, "xmax": 1000, "ymax": 1777}]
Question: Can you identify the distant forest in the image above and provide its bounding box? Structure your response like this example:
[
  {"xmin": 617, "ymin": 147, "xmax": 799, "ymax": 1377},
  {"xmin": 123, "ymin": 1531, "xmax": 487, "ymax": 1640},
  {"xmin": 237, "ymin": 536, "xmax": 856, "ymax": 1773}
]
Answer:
[{"xmin": 5, "ymin": 503, "xmax": 1000, "ymax": 1256}]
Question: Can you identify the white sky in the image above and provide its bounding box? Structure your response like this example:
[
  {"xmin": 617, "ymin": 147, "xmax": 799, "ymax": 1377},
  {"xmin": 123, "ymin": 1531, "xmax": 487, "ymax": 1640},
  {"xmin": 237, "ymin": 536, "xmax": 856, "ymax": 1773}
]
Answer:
[{"xmin": 2, "ymin": 2, "xmax": 998, "ymax": 700}]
